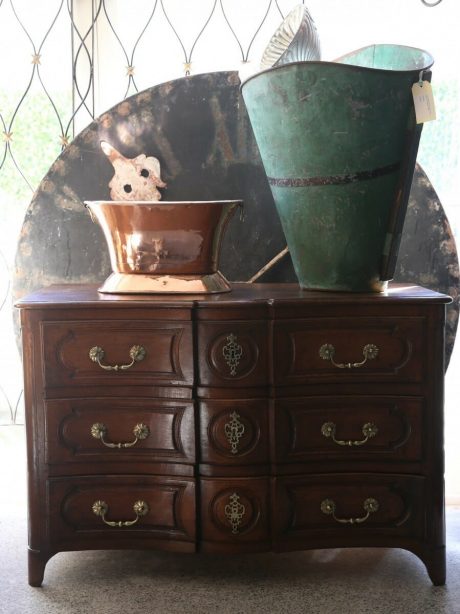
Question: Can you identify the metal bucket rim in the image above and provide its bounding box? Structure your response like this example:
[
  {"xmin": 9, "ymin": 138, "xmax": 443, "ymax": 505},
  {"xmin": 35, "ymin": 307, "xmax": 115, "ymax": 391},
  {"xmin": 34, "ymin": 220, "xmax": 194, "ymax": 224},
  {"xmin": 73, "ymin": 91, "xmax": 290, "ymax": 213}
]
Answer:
[
  {"xmin": 334, "ymin": 43, "xmax": 434, "ymax": 69},
  {"xmin": 241, "ymin": 43, "xmax": 434, "ymax": 89}
]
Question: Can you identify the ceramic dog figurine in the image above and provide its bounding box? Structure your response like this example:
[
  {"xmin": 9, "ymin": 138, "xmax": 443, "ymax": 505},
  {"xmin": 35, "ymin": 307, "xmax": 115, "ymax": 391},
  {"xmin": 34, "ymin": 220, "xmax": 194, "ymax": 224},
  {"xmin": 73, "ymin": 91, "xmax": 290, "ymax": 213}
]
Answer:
[{"xmin": 101, "ymin": 140, "xmax": 167, "ymax": 201}]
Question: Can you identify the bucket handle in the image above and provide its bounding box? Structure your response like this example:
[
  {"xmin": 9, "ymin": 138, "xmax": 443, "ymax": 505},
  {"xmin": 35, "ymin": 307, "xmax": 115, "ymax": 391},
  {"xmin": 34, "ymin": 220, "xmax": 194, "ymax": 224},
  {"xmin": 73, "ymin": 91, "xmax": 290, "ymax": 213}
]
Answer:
[
  {"xmin": 84, "ymin": 202, "xmax": 98, "ymax": 224},
  {"xmin": 379, "ymin": 71, "xmax": 431, "ymax": 281}
]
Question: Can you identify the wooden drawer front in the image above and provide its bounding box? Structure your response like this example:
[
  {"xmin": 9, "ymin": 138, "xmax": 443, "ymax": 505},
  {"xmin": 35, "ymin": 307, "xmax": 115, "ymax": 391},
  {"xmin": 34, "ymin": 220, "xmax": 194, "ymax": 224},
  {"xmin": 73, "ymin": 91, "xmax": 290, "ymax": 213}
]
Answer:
[
  {"xmin": 48, "ymin": 476, "xmax": 196, "ymax": 543},
  {"xmin": 41, "ymin": 320, "xmax": 193, "ymax": 388},
  {"xmin": 275, "ymin": 396, "xmax": 423, "ymax": 463},
  {"xmin": 274, "ymin": 317, "xmax": 425, "ymax": 386},
  {"xmin": 45, "ymin": 399, "xmax": 195, "ymax": 466},
  {"xmin": 197, "ymin": 322, "xmax": 269, "ymax": 387},
  {"xmin": 199, "ymin": 400, "xmax": 269, "ymax": 466},
  {"xmin": 200, "ymin": 477, "xmax": 270, "ymax": 544},
  {"xmin": 274, "ymin": 474, "xmax": 425, "ymax": 543}
]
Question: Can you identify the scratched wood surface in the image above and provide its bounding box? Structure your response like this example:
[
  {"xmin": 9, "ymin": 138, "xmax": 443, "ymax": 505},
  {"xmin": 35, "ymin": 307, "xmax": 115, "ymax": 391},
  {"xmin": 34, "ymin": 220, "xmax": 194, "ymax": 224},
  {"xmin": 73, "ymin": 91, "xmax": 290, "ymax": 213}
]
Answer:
[{"xmin": 13, "ymin": 71, "xmax": 459, "ymax": 364}]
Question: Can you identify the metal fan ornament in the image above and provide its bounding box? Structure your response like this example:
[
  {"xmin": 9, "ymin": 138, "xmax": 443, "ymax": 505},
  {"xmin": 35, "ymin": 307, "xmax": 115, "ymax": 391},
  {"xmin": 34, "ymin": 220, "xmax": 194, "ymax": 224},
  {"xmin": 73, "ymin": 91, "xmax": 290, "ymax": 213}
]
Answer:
[{"xmin": 260, "ymin": 4, "xmax": 321, "ymax": 70}]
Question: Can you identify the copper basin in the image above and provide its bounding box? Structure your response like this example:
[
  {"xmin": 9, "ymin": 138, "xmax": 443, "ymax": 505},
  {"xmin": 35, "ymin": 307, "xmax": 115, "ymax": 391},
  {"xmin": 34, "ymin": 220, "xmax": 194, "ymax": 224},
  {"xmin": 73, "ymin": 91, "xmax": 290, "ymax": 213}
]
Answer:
[{"xmin": 85, "ymin": 200, "xmax": 241, "ymax": 294}]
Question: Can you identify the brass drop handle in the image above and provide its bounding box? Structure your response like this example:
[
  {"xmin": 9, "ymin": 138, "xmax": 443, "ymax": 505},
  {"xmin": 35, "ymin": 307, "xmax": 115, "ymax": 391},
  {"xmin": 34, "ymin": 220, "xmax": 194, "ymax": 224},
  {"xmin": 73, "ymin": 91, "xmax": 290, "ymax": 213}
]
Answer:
[
  {"xmin": 321, "ymin": 421, "xmax": 378, "ymax": 447},
  {"xmin": 92, "ymin": 500, "xmax": 149, "ymax": 527},
  {"xmin": 319, "ymin": 343, "xmax": 379, "ymax": 369},
  {"xmin": 320, "ymin": 497, "xmax": 379, "ymax": 525},
  {"xmin": 89, "ymin": 345, "xmax": 146, "ymax": 371},
  {"xmin": 91, "ymin": 422, "xmax": 150, "ymax": 448}
]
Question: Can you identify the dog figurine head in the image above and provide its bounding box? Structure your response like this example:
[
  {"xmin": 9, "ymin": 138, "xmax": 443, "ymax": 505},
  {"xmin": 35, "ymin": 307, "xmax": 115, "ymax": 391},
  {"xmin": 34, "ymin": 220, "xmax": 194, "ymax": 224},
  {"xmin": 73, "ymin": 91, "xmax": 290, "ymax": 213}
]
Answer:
[{"xmin": 101, "ymin": 141, "xmax": 167, "ymax": 201}]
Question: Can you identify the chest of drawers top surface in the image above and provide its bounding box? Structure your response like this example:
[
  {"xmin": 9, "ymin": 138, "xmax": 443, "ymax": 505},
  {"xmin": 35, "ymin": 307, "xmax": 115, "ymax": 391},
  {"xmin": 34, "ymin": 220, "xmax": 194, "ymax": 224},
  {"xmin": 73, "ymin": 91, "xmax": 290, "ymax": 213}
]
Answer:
[{"xmin": 16, "ymin": 282, "xmax": 451, "ymax": 311}]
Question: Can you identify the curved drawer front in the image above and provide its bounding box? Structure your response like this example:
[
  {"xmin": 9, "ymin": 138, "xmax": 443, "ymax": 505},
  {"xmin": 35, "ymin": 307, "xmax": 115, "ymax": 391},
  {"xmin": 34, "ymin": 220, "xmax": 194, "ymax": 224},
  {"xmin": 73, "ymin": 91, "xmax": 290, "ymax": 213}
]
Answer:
[
  {"xmin": 199, "ymin": 399, "xmax": 269, "ymax": 467},
  {"xmin": 275, "ymin": 473, "xmax": 425, "ymax": 543},
  {"xmin": 48, "ymin": 476, "xmax": 196, "ymax": 543},
  {"xmin": 197, "ymin": 321, "xmax": 269, "ymax": 387},
  {"xmin": 45, "ymin": 398, "xmax": 195, "ymax": 466},
  {"xmin": 274, "ymin": 317, "xmax": 425, "ymax": 386},
  {"xmin": 200, "ymin": 477, "xmax": 270, "ymax": 546},
  {"xmin": 275, "ymin": 396, "xmax": 423, "ymax": 463},
  {"xmin": 41, "ymin": 320, "xmax": 193, "ymax": 388}
]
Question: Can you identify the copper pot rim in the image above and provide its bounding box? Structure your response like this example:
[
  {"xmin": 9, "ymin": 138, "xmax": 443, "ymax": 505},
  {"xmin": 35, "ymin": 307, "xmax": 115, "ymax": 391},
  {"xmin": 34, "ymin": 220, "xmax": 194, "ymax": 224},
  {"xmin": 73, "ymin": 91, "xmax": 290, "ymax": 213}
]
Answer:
[{"xmin": 85, "ymin": 200, "xmax": 243, "ymax": 206}]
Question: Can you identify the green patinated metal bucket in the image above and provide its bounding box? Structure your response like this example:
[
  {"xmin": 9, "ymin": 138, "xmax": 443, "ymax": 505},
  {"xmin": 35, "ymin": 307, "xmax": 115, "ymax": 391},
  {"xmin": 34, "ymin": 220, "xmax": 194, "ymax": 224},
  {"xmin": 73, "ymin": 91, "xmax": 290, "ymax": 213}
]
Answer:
[{"xmin": 241, "ymin": 44, "xmax": 434, "ymax": 292}]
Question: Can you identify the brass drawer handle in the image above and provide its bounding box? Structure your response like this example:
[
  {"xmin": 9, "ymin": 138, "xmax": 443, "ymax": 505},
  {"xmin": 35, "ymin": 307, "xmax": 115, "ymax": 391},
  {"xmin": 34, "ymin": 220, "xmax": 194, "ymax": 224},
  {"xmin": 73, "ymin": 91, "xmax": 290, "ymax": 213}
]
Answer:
[
  {"xmin": 321, "ymin": 421, "xmax": 378, "ymax": 447},
  {"xmin": 91, "ymin": 422, "xmax": 150, "ymax": 448},
  {"xmin": 319, "ymin": 343, "xmax": 379, "ymax": 369},
  {"xmin": 320, "ymin": 497, "xmax": 379, "ymax": 525},
  {"xmin": 89, "ymin": 345, "xmax": 146, "ymax": 371},
  {"xmin": 92, "ymin": 499, "xmax": 149, "ymax": 527}
]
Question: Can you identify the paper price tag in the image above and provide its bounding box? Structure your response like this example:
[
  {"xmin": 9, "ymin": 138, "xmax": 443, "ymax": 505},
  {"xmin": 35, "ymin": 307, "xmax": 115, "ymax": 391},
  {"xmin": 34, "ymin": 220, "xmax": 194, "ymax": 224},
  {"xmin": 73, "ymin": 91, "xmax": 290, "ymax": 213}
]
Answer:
[{"xmin": 412, "ymin": 80, "xmax": 436, "ymax": 124}]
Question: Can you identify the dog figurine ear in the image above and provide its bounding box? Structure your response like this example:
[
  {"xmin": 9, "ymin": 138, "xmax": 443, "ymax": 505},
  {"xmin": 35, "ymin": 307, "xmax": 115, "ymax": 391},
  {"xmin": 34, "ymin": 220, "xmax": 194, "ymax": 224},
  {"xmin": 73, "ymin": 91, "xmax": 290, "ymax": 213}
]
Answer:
[
  {"xmin": 101, "ymin": 140, "xmax": 122, "ymax": 163},
  {"xmin": 100, "ymin": 140, "xmax": 167, "ymax": 201}
]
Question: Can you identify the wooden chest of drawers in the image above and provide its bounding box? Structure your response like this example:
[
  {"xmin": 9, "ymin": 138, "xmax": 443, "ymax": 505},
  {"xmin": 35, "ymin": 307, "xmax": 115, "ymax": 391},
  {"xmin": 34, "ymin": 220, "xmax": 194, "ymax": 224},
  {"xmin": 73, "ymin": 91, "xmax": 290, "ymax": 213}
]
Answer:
[{"xmin": 17, "ymin": 283, "xmax": 450, "ymax": 586}]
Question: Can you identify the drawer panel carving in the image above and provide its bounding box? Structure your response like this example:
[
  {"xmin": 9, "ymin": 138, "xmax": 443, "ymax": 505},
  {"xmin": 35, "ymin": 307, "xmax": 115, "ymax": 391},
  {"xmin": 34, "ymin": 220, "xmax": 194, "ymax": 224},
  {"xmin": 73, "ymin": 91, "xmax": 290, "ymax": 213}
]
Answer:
[
  {"xmin": 200, "ymin": 477, "xmax": 270, "ymax": 543},
  {"xmin": 41, "ymin": 320, "xmax": 193, "ymax": 388},
  {"xmin": 275, "ymin": 396, "xmax": 423, "ymax": 463},
  {"xmin": 48, "ymin": 476, "xmax": 196, "ymax": 543},
  {"xmin": 45, "ymin": 398, "xmax": 195, "ymax": 465},
  {"xmin": 275, "ymin": 474, "xmax": 425, "ymax": 541},
  {"xmin": 274, "ymin": 317, "xmax": 425, "ymax": 385},
  {"xmin": 197, "ymin": 322, "xmax": 269, "ymax": 386},
  {"xmin": 199, "ymin": 400, "xmax": 269, "ymax": 465}
]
